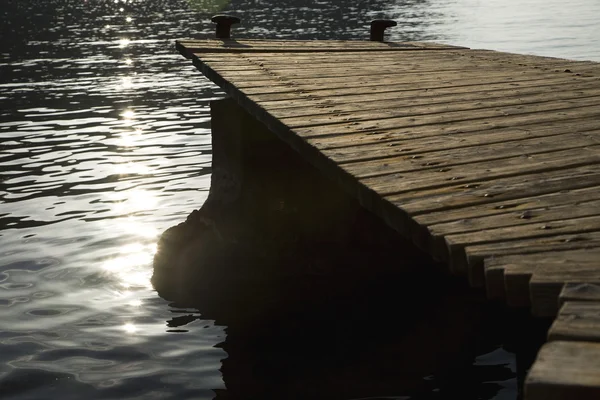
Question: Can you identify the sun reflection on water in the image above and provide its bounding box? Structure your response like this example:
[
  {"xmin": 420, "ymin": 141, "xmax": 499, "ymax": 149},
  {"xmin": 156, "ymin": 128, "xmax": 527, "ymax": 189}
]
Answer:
[
  {"xmin": 121, "ymin": 77, "xmax": 133, "ymax": 89},
  {"xmin": 123, "ymin": 322, "xmax": 138, "ymax": 334},
  {"xmin": 101, "ymin": 242, "xmax": 155, "ymax": 290},
  {"xmin": 128, "ymin": 299, "xmax": 143, "ymax": 307},
  {"xmin": 118, "ymin": 128, "xmax": 143, "ymax": 147},
  {"xmin": 121, "ymin": 109, "xmax": 135, "ymax": 119}
]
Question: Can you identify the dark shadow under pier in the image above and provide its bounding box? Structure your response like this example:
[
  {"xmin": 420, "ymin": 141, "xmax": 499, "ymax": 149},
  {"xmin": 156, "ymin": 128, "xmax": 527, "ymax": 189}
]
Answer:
[{"xmin": 152, "ymin": 98, "xmax": 549, "ymax": 400}]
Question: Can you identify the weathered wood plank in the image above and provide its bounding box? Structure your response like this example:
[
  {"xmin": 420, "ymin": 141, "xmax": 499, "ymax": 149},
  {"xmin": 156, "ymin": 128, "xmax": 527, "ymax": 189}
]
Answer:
[
  {"xmin": 330, "ymin": 127, "xmax": 600, "ymax": 169},
  {"xmin": 482, "ymin": 249, "xmax": 600, "ymax": 308},
  {"xmin": 276, "ymin": 89, "xmax": 600, "ymax": 130},
  {"xmin": 262, "ymin": 80, "xmax": 598, "ymax": 119},
  {"xmin": 290, "ymin": 96, "xmax": 600, "ymax": 136},
  {"xmin": 468, "ymin": 231, "xmax": 600, "ymax": 267},
  {"xmin": 559, "ymin": 282, "xmax": 600, "ymax": 306},
  {"xmin": 220, "ymin": 65, "xmax": 548, "ymax": 89},
  {"xmin": 530, "ymin": 266, "xmax": 600, "ymax": 317},
  {"xmin": 177, "ymin": 39, "xmax": 466, "ymax": 57},
  {"xmin": 526, "ymin": 341, "xmax": 600, "ymax": 400},
  {"xmin": 340, "ymin": 131, "xmax": 600, "ymax": 179},
  {"xmin": 198, "ymin": 50, "xmax": 470, "ymax": 68},
  {"xmin": 549, "ymin": 302, "xmax": 600, "ymax": 342},
  {"xmin": 197, "ymin": 48, "xmax": 597, "ymax": 73},
  {"xmin": 249, "ymin": 77, "xmax": 592, "ymax": 107},
  {"xmin": 430, "ymin": 197, "xmax": 600, "ymax": 239},
  {"xmin": 384, "ymin": 165, "xmax": 600, "ymax": 220},
  {"xmin": 206, "ymin": 59, "xmax": 586, "ymax": 84},
  {"xmin": 447, "ymin": 215, "xmax": 600, "ymax": 281},
  {"xmin": 417, "ymin": 186, "xmax": 600, "ymax": 228},
  {"xmin": 310, "ymin": 107, "xmax": 600, "ymax": 151},
  {"xmin": 361, "ymin": 146, "xmax": 600, "ymax": 199},
  {"xmin": 434, "ymin": 199, "xmax": 600, "ymax": 272}
]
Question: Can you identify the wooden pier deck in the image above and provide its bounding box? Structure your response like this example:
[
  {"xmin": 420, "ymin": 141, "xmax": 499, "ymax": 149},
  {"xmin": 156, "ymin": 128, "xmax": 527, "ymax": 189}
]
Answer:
[{"xmin": 177, "ymin": 37, "xmax": 600, "ymax": 399}]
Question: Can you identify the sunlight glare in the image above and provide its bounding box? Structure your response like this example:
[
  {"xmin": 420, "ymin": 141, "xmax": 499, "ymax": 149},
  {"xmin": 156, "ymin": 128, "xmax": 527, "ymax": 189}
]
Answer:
[
  {"xmin": 118, "ymin": 128, "xmax": 142, "ymax": 147},
  {"xmin": 123, "ymin": 323, "xmax": 137, "ymax": 334},
  {"xmin": 118, "ymin": 38, "xmax": 130, "ymax": 48},
  {"xmin": 121, "ymin": 77, "xmax": 133, "ymax": 89},
  {"xmin": 121, "ymin": 109, "xmax": 135, "ymax": 119},
  {"xmin": 126, "ymin": 17, "xmax": 132, "ymax": 22},
  {"xmin": 129, "ymin": 299, "xmax": 143, "ymax": 307},
  {"xmin": 101, "ymin": 242, "xmax": 154, "ymax": 290}
]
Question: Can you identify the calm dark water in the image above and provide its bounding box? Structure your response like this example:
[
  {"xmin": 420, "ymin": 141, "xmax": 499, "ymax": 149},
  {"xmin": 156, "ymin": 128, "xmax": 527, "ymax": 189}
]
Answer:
[{"xmin": 1, "ymin": 0, "xmax": 598, "ymax": 399}]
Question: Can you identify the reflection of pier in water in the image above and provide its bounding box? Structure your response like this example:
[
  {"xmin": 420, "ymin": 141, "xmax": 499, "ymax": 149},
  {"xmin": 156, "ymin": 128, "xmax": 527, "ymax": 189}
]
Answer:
[{"xmin": 155, "ymin": 30, "xmax": 600, "ymax": 399}]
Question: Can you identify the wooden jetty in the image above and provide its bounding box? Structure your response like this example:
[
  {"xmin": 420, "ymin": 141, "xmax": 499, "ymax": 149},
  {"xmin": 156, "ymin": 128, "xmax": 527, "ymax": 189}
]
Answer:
[{"xmin": 175, "ymin": 20, "xmax": 600, "ymax": 400}]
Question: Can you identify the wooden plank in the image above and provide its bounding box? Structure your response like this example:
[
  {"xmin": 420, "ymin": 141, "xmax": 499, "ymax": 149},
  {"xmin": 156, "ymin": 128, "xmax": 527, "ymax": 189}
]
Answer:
[
  {"xmin": 198, "ymin": 49, "xmax": 596, "ymax": 72},
  {"xmin": 386, "ymin": 166, "xmax": 600, "ymax": 275},
  {"xmin": 198, "ymin": 50, "xmax": 471, "ymax": 68},
  {"xmin": 247, "ymin": 75, "xmax": 591, "ymax": 103},
  {"xmin": 361, "ymin": 146, "xmax": 600, "ymax": 198},
  {"xmin": 201, "ymin": 50, "xmax": 595, "ymax": 68},
  {"xmin": 445, "ymin": 215, "xmax": 600, "ymax": 282},
  {"xmin": 417, "ymin": 186, "xmax": 600, "ymax": 227},
  {"xmin": 484, "ymin": 258, "xmax": 510, "ymax": 300},
  {"xmin": 290, "ymin": 96, "xmax": 600, "ymax": 136},
  {"xmin": 530, "ymin": 266, "xmax": 600, "ymax": 317},
  {"xmin": 305, "ymin": 103, "xmax": 600, "ymax": 150},
  {"xmin": 468, "ymin": 231, "xmax": 600, "ymax": 266},
  {"xmin": 483, "ymin": 250, "xmax": 600, "ymax": 308},
  {"xmin": 275, "ymin": 89, "xmax": 600, "ymax": 130},
  {"xmin": 465, "ymin": 49, "xmax": 600, "ymax": 73},
  {"xmin": 208, "ymin": 60, "xmax": 584, "ymax": 84},
  {"xmin": 465, "ymin": 230, "xmax": 600, "ymax": 288},
  {"xmin": 177, "ymin": 39, "xmax": 466, "ymax": 57},
  {"xmin": 325, "ymin": 121, "xmax": 600, "ymax": 165},
  {"xmin": 526, "ymin": 341, "xmax": 600, "ymax": 400},
  {"xmin": 263, "ymin": 80, "xmax": 599, "ymax": 119},
  {"xmin": 200, "ymin": 47, "xmax": 466, "ymax": 60},
  {"xmin": 199, "ymin": 56, "xmax": 531, "ymax": 75},
  {"xmin": 429, "ymin": 197, "xmax": 600, "ymax": 239},
  {"xmin": 221, "ymin": 65, "xmax": 539, "ymax": 87},
  {"xmin": 560, "ymin": 282, "xmax": 600, "ymax": 306},
  {"xmin": 340, "ymin": 131, "xmax": 600, "ymax": 179},
  {"xmin": 549, "ymin": 302, "xmax": 600, "ymax": 342},
  {"xmin": 197, "ymin": 49, "xmax": 586, "ymax": 74},
  {"xmin": 257, "ymin": 78, "xmax": 578, "ymax": 113},
  {"xmin": 386, "ymin": 165, "xmax": 600, "ymax": 216},
  {"xmin": 434, "ymin": 199, "xmax": 600, "ymax": 271}
]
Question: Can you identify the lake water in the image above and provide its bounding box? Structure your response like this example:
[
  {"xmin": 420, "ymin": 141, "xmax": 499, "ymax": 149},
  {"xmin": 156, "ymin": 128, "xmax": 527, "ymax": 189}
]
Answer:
[{"xmin": 1, "ymin": 0, "xmax": 598, "ymax": 399}]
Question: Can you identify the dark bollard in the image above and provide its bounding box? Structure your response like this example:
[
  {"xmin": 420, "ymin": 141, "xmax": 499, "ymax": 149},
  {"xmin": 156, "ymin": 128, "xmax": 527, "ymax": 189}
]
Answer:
[
  {"xmin": 370, "ymin": 19, "xmax": 397, "ymax": 42},
  {"xmin": 211, "ymin": 15, "xmax": 241, "ymax": 39}
]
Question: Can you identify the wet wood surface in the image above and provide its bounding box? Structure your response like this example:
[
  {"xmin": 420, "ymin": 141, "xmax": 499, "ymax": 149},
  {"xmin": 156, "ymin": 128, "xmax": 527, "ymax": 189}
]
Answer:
[{"xmin": 177, "ymin": 39, "xmax": 600, "ymax": 400}]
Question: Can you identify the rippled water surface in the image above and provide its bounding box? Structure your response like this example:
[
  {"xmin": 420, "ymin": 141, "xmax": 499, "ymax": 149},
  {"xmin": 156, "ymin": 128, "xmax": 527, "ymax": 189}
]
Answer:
[{"xmin": 1, "ymin": 0, "xmax": 599, "ymax": 399}]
